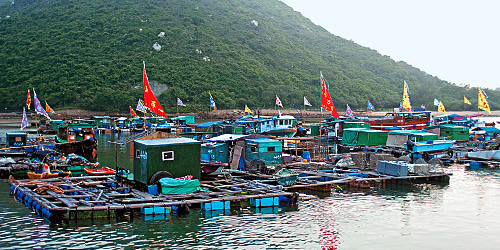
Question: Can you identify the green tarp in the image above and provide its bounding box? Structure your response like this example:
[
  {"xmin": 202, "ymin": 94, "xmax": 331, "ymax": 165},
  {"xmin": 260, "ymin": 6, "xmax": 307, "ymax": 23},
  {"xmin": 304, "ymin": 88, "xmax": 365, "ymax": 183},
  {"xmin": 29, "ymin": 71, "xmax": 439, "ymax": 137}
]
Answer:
[{"xmin": 158, "ymin": 178, "xmax": 209, "ymax": 195}]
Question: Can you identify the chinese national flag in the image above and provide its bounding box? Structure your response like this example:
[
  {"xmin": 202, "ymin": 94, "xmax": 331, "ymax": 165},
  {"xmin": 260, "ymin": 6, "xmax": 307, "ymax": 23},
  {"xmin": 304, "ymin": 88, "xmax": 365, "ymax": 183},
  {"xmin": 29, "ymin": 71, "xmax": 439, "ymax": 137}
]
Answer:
[
  {"xmin": 143, "ymin": 61, "xmax": 168, "ymax": 119},
  {"xmin": 320, "ymin": 73, "xmax": 339, "ymax": 118}
]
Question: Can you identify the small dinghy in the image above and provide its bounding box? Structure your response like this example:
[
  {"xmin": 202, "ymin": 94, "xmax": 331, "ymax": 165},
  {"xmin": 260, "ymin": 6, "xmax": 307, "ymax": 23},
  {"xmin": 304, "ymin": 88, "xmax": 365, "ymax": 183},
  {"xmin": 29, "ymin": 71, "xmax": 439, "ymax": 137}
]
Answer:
[
  {"xmin": 83, "ymin": 166, "xmax": 116, "ymax": 176},
  {"xmin": 27, "ymin": 170, "xmax": 71, "ymax": 179}
]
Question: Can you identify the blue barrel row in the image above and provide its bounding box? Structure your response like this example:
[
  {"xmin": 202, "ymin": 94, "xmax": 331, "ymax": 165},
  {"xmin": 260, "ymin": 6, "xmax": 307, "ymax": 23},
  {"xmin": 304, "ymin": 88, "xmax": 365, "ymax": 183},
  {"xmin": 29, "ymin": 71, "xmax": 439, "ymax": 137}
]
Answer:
[{"xmin": 10, "ymin": 184, "xmax": 52, "ymax": 219}]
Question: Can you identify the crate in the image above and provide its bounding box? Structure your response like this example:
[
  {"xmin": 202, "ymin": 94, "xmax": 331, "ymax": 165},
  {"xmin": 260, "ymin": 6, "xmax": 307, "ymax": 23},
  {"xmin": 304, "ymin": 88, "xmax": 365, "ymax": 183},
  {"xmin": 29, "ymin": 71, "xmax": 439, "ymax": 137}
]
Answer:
[
  {"xmin": 148, "ymin": 185, "xmax": 159, "ymax": 195},
  {"xmin": 250, "ymin": 197, "xmax": 279, "ymax": 207},
  {"xmin": 201, "ymin": 201, "xmax": 230, "ymax": 211},
  {"xmin": 141, "ymin": 206, "xmax": 172, "ymax": 215},
  {"xmin": 377, "ymin": 161, "xmax": 408, "ymax": 177}
]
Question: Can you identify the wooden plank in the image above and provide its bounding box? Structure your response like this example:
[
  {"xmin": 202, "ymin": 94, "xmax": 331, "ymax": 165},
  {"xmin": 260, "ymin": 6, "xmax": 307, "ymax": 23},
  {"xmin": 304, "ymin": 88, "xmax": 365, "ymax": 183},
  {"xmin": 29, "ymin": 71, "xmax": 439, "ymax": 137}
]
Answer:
[{"xmin": 230, "ymin": 144, "xmax": 244, "ymax": 170}]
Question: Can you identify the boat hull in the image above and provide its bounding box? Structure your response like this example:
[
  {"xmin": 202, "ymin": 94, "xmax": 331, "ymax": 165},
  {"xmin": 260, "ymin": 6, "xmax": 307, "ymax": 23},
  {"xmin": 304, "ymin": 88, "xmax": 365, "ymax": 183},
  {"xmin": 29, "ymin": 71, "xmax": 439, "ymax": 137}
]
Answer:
[
  {"xmin": 265, "ymin": 129, "xmax": 297, "ymax": 138},
  {"xmin": 368, "ymin": 112, "xmax": 432, "ymax": 131},
  {"xmin": 27, "ymin": 170, "xmax": 71, "ymax": 179},
  {"xmin": 407, "ymin": 140, "xmax": 454, "ymax": 153},
  {"xmin": 84, "ymin": 167, "xmax": 116, "ymax": 175},
  {"xmin": 466, "ymin": 150, "xmax": 500, "ymax": 161},
  {"xmin": 54, "ymin": 139, "xmax": 98, "ymax": 161},
  {"xmin": 201, "ymin": 162, "xmax": 228, "ymax": 174}
]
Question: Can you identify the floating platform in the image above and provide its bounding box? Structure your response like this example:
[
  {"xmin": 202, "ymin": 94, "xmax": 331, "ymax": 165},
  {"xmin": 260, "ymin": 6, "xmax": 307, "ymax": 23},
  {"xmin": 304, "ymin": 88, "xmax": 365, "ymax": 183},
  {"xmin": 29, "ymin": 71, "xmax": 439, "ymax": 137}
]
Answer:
[
  {"xmin": 9, "ymin": 175, "xmax": 298, "ymax": 222},
  {"xmin": 225, "ymin": 166, "xmax": 451, "ymax": 193}
]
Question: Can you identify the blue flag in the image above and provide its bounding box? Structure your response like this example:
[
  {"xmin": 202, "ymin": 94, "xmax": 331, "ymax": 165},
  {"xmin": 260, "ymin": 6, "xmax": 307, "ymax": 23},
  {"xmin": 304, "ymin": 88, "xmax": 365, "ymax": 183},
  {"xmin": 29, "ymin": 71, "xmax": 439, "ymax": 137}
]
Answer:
[
  {"xmin": 367, "ymin": 100, "xmax": 375, "ymax": 111},
  {"xmin": 209, "ymin": 91, "xmax": 217, "ymax": 111}
]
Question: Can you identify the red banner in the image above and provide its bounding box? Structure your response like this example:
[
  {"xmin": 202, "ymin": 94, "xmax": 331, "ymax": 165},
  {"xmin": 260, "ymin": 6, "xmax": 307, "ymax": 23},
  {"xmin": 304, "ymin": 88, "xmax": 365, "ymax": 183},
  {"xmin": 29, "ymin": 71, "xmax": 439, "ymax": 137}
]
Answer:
[
  {"xmin": 143, "ymin": 62, "xmax": 168, "ymax": 118},
  {"xmin": 320, "ymin": 74, "xmax": 339, "ymax": 118}
]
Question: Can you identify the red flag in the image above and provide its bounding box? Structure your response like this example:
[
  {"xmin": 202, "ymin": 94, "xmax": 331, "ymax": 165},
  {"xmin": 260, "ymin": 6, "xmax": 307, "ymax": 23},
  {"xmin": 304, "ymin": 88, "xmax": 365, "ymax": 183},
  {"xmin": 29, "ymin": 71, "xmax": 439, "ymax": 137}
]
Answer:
[
  {"xmin": 143, "ymin": 61, "xmax": 168, "ymax": 119},
  {"xmin": 130, "ymin": 106, "xmax": 138, "ymax": 117},
  {"xmin": 26, "ymin": 89, "xmax": 31, "ymax": 109},
  {"xmin": 320, "ymin": 73, "xmax": 339, "ymax": 118}
]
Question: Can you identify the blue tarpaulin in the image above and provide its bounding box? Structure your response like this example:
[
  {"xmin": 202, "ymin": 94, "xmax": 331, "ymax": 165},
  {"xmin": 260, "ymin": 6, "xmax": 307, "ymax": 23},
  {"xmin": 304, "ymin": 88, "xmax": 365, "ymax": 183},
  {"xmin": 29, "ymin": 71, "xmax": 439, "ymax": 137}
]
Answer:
[{"xmin": 196, "ymin": 120, "xmax": 226, "ymax": 128}]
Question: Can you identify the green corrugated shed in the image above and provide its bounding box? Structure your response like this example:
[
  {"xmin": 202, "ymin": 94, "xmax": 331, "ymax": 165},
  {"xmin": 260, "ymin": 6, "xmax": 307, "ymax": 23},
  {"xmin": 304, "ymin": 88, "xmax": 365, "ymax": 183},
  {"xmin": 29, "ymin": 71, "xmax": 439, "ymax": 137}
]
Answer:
[
  {"xmin": 50, "ymin": 120, "xmax": 65, "ymax": 129},
  {"xmin": 357, "ymin": 129, "xmax": 389, "ymax": 146},
  {"xmin": 387, "ymin": 130, "xmax": 421, "ymax": 135},
  {"xmin": 440, "ymin": 125, "xmax": 469, "ymax": 141},
  {"xmin": 232, "ymin": 125, "xmax": 245, "ymax": 135},
  {"xmin": 343, "ymin": 121, "xmax": 370, "ymax": 130},
  {"xmin": 171, "ymin": 116, "xmax": 195, "ymax": 125},
  {"xmin": 342, "ymin": 128, "xmax": 369, "ymax": 146},
  {"xmin": 310, "ymin": 124, "xmax": 320, "ymax": 136},
  {"xmin": 93, "ymin": 116, "xmax": 112, "ymax": 127},
  {"xmin": 245, "ymin": 138, "xmax": 282, "ymax": 166},
  {"xmin": 133, "ymin": 138, "xmax": 201, "ymax": 187},
  {"xmin": 201, "ymin": 142, "xmax": 228, "ymax": 163},
  {"xmin": 410, "ymin": 132, "xmax": 439, "ymax": 142}
]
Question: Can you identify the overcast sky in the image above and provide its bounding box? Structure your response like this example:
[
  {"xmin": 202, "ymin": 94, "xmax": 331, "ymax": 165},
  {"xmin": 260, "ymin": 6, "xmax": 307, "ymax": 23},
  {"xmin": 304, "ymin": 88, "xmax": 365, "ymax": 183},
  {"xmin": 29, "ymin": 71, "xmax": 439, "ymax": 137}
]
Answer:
[{"xmin": 282, "ymin": 0, "xmax": 500, "ymax": 90}]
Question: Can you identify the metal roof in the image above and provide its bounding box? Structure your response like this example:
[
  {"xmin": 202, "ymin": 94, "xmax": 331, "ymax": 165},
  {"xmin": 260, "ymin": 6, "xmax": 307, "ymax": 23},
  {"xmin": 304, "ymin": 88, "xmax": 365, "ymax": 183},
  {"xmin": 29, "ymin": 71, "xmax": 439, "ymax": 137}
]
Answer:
[
  {"xmin": 207, "ymin": 134, "xmax": 247, "ymax": 142},
  {"xmin": 135, "ymin": 137, "xmax": 200, "ymax": 146}
]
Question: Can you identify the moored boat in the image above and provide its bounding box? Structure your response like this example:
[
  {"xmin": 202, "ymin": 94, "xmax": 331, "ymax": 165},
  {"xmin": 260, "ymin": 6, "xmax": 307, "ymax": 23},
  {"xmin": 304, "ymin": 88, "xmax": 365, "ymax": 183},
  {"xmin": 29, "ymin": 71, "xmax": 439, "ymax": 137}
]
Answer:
[
  {"xmin": 27, "ymin": 169, "xmax": 71, "ymax": 179},
  {"xmin": 368, "ymin": 111, "xmax": 432, "ymax": 131},
  {"xmin": 201, "ymin": 161, "xmax": 227, "ymax": 175},
  {"xmin": 83, "ymin": 166, "xmax": 116, "ymax": 175},
  {"xmin": 54, "ymin": 123, "xmax": 98, "ymax": 161},
  {"xmin": 405, "ymin": 139, "xmax": 455, "ymax": 154},
  {"xmin": 234, "ymin": 114, "xmax": 297, "ymax": 138},
  {"xmin": 466, "ymin": 150, "xmax": 500, "ymax": 161}
]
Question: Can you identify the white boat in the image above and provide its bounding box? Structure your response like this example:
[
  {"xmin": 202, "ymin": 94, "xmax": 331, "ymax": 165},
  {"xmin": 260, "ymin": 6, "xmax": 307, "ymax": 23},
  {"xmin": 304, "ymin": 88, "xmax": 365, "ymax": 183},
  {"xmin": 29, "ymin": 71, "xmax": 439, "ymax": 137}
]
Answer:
[{"xmin": 466, "ymin": 150, "xmax": 500, "ymax": 161}]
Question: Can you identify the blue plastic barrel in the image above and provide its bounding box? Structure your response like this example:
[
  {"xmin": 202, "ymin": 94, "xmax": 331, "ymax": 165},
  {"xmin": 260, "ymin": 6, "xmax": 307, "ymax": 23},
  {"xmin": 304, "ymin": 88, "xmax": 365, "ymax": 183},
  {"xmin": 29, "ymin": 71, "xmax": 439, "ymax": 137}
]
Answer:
[
  {"xmin": 469, "ymin": 161, "xmax": 482, "ymax": 170},
  {"xmin": 302, "ymin": 151, "xmax": 311, "ymax": 163},
  {"xmin": 201, "ymin": 153, "xmax": 211, "ymax": 162}
]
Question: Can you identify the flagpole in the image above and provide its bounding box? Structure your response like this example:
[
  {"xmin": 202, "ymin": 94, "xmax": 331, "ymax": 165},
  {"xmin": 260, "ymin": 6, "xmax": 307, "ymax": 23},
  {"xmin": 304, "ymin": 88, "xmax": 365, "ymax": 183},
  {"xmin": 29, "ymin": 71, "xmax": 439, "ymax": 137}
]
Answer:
[
  {"xmin": 318, "ymin": 106, "xmax": 322, "ymax": 162},
  {"xmin": 318, "ymin": 73, "xmax": 322, "ymax": 162}
]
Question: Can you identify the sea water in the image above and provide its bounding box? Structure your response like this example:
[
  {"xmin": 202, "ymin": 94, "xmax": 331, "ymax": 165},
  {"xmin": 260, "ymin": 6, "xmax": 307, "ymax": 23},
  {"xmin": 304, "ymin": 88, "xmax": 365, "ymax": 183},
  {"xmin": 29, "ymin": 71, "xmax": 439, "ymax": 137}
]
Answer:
[{"xmin": 0, "ymin": 118, "xmax": 500, "ymax": 249}]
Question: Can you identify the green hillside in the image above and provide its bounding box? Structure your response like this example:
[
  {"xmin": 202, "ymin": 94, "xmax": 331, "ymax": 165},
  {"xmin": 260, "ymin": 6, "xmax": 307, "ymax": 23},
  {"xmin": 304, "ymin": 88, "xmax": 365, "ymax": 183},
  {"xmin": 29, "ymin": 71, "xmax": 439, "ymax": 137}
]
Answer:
[{"xmin": 0, "ymin": 0, "xmax": 497, "ymax": 113}]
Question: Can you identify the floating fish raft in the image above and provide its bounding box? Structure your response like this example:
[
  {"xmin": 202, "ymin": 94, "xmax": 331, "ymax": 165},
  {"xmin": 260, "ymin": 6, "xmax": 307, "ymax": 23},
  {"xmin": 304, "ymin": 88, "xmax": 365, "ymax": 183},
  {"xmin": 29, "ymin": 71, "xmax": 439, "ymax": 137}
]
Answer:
[
  {"xmin": 225, "ymin": 162, "xmax": 451, "ymax": 193},
  {"xmin": 9, "ymin": 175, "xmax": 298, "ymax": 222}
]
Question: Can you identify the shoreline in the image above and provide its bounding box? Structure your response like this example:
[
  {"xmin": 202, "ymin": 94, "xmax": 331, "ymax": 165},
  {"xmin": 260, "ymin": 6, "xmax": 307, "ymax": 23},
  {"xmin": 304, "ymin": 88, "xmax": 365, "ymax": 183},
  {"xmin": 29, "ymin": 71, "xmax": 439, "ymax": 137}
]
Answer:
[{"xmin": 1, "ymin": 109, "xmax": 499, "ymax": 123}]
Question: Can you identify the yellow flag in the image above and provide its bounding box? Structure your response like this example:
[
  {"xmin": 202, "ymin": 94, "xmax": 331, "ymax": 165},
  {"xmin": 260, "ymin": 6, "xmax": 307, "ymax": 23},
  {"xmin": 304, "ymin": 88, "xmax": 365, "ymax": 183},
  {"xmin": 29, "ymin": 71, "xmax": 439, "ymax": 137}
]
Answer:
[
  {"xmin": 245, "ymin": 105, "xmax": 252, "ymax": 114},
  {"xmin": 438, "ymin": 101, "xmax": 447, "ymax": 114},
  {"xmin": 478, "ymin": 88, "xmax": 491, "ymax": 114},
  {"xmin": 402, "ymin": 81, "xmax": 412, "ymax": 112},
  {"xmin": 464, "ymin": 96, "xmax": 471, "ymax": 105}
]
